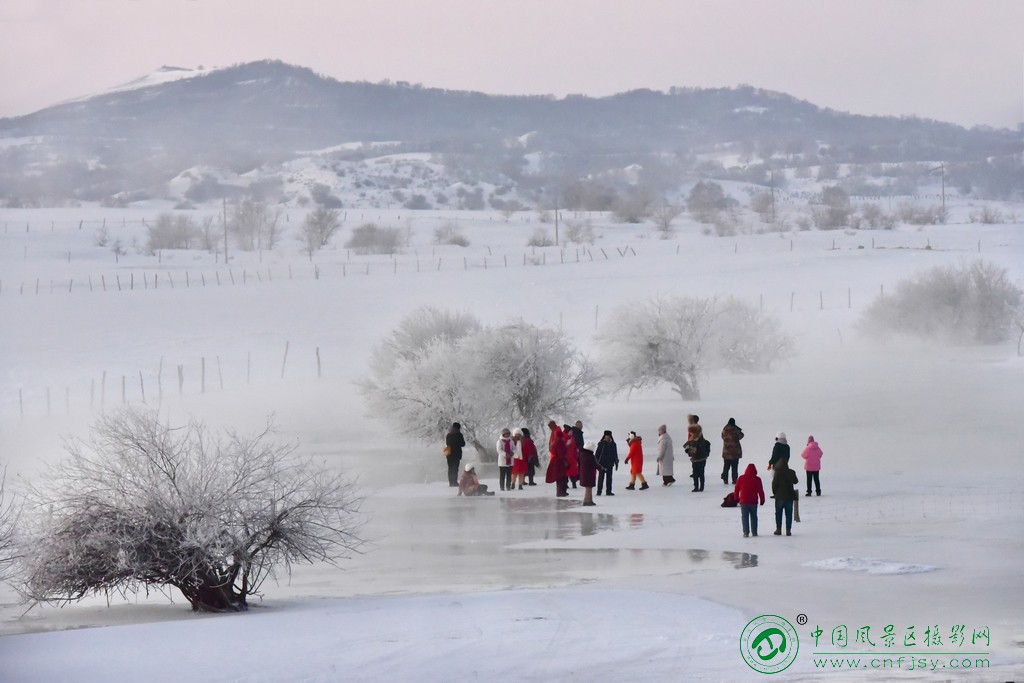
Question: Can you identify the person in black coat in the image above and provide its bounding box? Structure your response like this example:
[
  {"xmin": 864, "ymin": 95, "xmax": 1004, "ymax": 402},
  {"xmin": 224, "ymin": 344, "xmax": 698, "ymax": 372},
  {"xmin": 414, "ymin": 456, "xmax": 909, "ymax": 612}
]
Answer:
[
  {"xmin": 445, "ymin": 422, "xmax": 466, "ymax": 487},
  {"xmin": 594, "ymin": 430, "xmax": 619, "ymax": 496},
  {"xmin": 767, "ymin": 432, "xmax": 790, "ymax": 471}
]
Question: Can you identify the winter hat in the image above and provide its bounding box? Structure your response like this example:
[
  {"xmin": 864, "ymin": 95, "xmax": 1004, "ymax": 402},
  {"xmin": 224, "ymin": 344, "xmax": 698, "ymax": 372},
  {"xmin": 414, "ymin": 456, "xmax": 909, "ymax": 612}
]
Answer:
[
  {"xmin": 628, "ymin": 431, "xmax": 638, "ymax": 440},
  {"xmin": 464, "ymin": 463, "xmax": 474, "ymax": 472},
  {"xmin": 548, "ymin": 420, "xmax": 557, "ymax": 428},
  {"xmin": 727, "ymin": 417, "xmax": 736, "ymax": 426},
  {"xmin": 521, "ymin": 427, "xmax": 531, "ymax": 438},
  {"xmin": 776, "ymin": 432, "xmax": 787, "ymax": 443},
  {"xmin": 807, "ymin": 435, "xmax": 815, "ymax": 443},
  {"xmin": 584, "ymin": 441, "xmax": 596, "ymax": 452},
  {"xmin": 452, "ymin": 422, "xmax": 461, "ymax": 430},
  {"xmin": 657, "ymin": 424, "xmax": 667, "ymax": 434},
  {"xmin": 512, "ymin": 428, "xmax": 523, "ymax": 437},
  {"xmin": 501, "ymin": 428, "xmax": 511, "ymax": 437},
  {"xmin": 602, "ymin": 430, "xmax": 613, "ymax": 438}
]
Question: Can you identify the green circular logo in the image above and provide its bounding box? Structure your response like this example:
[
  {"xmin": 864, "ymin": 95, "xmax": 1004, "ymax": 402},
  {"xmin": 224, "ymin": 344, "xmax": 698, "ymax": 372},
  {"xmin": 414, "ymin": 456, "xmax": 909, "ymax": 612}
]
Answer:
[{"xmin": 740, "ymin": 614, "xmax": 800, "ymax": 674}]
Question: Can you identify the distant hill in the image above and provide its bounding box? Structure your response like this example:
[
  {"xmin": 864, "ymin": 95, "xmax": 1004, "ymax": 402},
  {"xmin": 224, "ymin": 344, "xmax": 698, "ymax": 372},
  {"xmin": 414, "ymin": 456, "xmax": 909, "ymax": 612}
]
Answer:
[{"xmin": 0, "ymin": 59, "xmax": 1020, "ymax": 207}]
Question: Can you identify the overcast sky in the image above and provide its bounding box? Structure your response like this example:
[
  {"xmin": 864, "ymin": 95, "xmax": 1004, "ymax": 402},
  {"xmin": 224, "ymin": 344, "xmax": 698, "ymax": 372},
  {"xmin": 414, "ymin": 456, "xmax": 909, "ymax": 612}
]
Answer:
[{"xmin": 1, "ymin": 0, "xmax": 1022, "ymax": 129}]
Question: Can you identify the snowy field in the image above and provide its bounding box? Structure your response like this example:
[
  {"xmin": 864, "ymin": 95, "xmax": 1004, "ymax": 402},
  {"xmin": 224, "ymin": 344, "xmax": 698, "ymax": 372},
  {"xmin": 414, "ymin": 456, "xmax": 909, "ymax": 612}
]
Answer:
[{"xmin": 1, "ymin": 203, "xmax": 1023, "ymax": 682}]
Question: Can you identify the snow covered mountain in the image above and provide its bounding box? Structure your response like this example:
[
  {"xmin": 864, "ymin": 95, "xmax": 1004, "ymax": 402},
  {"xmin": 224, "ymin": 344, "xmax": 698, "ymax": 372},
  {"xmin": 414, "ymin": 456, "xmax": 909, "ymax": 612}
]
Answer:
[{"xmin": 0, "ymin": 60, "xmax": 1019, "ymax": 208}]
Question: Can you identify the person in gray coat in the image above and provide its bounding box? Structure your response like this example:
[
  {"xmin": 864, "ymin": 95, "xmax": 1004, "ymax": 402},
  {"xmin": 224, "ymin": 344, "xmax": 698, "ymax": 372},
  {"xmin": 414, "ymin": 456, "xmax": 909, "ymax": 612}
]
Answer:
[{"xmin": 656, "ymin": 424, "xmax": 675, "ymax": 485}]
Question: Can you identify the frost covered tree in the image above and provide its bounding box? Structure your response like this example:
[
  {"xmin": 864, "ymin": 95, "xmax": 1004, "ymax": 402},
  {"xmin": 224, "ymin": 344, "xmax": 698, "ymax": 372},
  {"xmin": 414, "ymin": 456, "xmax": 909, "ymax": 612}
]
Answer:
[
  {"xmin": 299, "ymin": 206, "xmax": 342, "ymax": 259},
  {"xmin": 22, "ymin": 409, "xmax": 363, "ymax": 613},
  {"xmin": 597, "ymin": 296, "xmax": 720, "ymax": 400},
  {"xmin": 361, "ymin": 309, "xmax": 599, "ymax": 459},
  {"xmin": 597, "ymin": 295, "xmax": 794, "ymax": 399},
  {"xmin": 714, "ymin": 297, "xmax": 796, "ymax": 372},
  {"xmin": 230, "ymin": 199, "xmax": 283, "ymax": 251},
  {"xmin": 859, "ymin": 260, "xmax": 1022, "ymax": 345},
  {"xmin": 0, "ymin": 465, "xmax": 19, "ymax": 579}
]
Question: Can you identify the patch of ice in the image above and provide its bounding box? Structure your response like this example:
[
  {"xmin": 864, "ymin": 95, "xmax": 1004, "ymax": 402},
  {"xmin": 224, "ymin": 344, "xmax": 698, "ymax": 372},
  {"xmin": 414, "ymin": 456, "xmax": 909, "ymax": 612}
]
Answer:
[{"xmin": 803, "ymin": 557, "xmax": 939, "ymax": 575}]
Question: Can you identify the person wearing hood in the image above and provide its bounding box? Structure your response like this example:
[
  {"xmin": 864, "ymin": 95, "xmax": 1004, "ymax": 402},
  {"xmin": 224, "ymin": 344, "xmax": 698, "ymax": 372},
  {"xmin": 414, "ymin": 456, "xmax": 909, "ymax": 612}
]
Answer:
[
  {"xmin": 445, "ymin": 422, "xmax": 466, "ymax": 487},
  {"xmin": 458, "ymin": 463, "xmax": 494, "ymax": 496},
  {"xmin": 720, "ymin": 418, "xmax": 744, "ymax": 485},
  {"xmin": 801, "ymin": 435, "xmax": 823, "ymax": 497},
  {"xmin": 656, "ymin": 424, "xmax": 675, "ymax": 486},
  {"xmin": 496, "ymin": 428, "xmax": 513, "ymax": 492},
  {"xmin": 624, "ymin": 431, "xmax": 649, "ymax": 490},
  {"xmin": 771, "ymin": 459, "xmax": 799, "ymax": 536},
  {"xmin": 563, "ymin": 424, "xmax": 580, "ymax": 489},
  {"xmin": 767, "ymin": 432, "xmax": 790, "ymax": 470},
  {"xmin": 579, "ymin": 441, "xmax": 598, "ymax": 506},
  {"xmin": 733, "ymin": 463, "xmax": 766, "ymax": 537},
  {"xmin": 595, "ymin": 430, "xmax": 619, "ymax": 496},
  {"xmin": 521, "ymin": 427, "xmax": 539, "ymax": 486},
  {"xmin": 545, "ymin": 421, "xmax": 569, "ymax": 497}
]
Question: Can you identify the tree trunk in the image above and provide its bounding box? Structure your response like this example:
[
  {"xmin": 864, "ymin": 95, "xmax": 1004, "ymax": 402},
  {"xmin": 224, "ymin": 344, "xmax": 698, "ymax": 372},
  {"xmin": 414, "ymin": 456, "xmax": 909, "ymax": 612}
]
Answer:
[{"xmin": 179, "ymin": 583, "xmax": 248, "ymax": 613}]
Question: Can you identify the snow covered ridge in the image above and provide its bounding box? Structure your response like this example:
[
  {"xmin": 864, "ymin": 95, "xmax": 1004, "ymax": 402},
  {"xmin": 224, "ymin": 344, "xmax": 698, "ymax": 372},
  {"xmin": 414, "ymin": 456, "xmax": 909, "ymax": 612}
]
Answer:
[{"xmin": 803, "ymin": 558, "xmax": 939, "ymax": 575}]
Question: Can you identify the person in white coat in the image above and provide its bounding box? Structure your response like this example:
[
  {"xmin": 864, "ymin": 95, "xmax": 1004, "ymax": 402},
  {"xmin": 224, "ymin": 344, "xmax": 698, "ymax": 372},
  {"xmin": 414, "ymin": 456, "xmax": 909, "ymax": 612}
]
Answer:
[
  {"xmin": 656, "ymin": 424, "xmax": 675, "ymax": 486},
  {"xmin": 495, "ymin": 428, "xmax": 513, "ymax": 492}
]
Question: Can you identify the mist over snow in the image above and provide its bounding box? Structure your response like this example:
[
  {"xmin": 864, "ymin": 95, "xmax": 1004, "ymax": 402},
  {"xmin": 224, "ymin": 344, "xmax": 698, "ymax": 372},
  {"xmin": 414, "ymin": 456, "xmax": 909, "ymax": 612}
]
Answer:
[{"xmin": 0, "ymin": 195, "xmax": 1023, "ymax": 679}]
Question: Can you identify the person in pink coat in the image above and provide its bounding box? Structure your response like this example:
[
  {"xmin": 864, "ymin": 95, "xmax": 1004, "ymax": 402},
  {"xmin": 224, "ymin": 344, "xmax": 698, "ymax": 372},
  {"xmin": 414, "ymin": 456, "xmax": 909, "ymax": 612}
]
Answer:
[{"xmin": 801, "ymin": 435, "xmax": 823, "ymax": 497}]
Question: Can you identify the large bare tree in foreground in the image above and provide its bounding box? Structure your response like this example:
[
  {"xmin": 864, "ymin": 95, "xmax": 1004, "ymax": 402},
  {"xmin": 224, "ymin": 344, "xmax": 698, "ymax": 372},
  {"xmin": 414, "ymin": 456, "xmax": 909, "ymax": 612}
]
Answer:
[{"xmin": 22, "ymin": 409, "xmax": 363, "ymax": 612}]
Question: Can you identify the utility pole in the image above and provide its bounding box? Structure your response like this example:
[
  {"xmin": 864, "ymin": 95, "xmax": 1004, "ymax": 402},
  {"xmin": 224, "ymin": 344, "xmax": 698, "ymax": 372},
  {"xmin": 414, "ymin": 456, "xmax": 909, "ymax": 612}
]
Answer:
[
  {"xmin": 222, "ymin": 198, "xmax": 229, "ymax": 264},
  {"xmin": 769, "ymin": 170, "xmax": 776, "ymax": 224},
  {"xmin": 929, "ymin": 163, "xmax": 946, "ymax": 214}
]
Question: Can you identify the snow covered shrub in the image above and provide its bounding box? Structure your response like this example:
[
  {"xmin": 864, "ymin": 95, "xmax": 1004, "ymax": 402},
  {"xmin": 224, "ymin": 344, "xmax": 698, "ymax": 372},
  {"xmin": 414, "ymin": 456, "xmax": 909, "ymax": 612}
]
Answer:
[
  {"xmin": 714, "ymin": 297, "xmax": 796, "ymax": 372},
  {"xmin": 562, "ymin": 219, "xmax": 594, "ymax": 244},
  {"xmin": 147, "ymin": 213, "xmax": 197, "ymax": 253},
  {"xmin": 968, "ymin": 206, "xmax": 1004, "ymax": 224},
  {"xmin": 859, "ymin": 203, "xmax": 896, "ymax": 230},
  {"xmin": 22, "ymin": 409, "xmax": 363, "ymax": 613},
  {"xmin": 360, "ymin": 309, "xmax": 599, "ymax": 459},
  {"xmin": 896, "ymin": 202, "xmax": 948, "ymax": 225},
  {"xmin": 299, "ymin": 205, "xmax": 342, "ymax": 259},
  {"xmin": 433, "ymin": 222, "xmax": 470, "ymax": 247},
  {"xmin": 688, "ymin": 181, "xmax": 730, "ymax": 222},
  {"xmin": 859, "ymin": 260, "xmax": 1023, "ymax": 345},
  {"xmin": 526, "ymin": 228, "xmax": 554, "ymax": 247},
  {"xmin": 344, "ymin": 222, "xmax": 403, "ymax": 254},
  {"xmin": 811, "ymin": 186, "xmax": 851, "ymax": 230},
  {"xmin": 650, "ymin": 205, "xmax": 684, "ymax": 235}
]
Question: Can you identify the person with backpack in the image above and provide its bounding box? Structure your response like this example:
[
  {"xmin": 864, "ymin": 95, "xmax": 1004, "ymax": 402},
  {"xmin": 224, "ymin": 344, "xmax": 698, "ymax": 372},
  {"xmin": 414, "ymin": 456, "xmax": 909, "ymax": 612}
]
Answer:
[
  {"xmin": 445, "ymin": 422, "xmax": 466, "ymax": 487},
  {"xmin": 801, "ymin": 435, "xmax": 823, "ymax": 496},
  {"xmin": 733, "ymin": 463, "xmax": 766, "ymax": 537},
  {"xmin": 684, "ymin": 414, "xmax": 709, "ymax": 492},
  {"xmin": 595, "ymin": 430, "xmax": 619, "ymax": 496},
  {"xmin": 624, "ymin": 431, "xmax": 649, "ymax": 490},
  {"xmin": 771, "ymin": 459, "xmax": 799, "ymax": 536},
  {"xmin": 721, "ymin": 417, "xmax": 744, "ymax": 485},
  {"xmin": 767, "ymin": 432, "xmax": 790, "ymax": 470}
]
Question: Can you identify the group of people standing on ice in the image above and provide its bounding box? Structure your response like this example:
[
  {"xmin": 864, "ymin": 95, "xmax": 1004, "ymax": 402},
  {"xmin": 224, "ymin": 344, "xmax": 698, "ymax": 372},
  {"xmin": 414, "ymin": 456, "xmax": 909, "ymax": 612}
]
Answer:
[{"xmin": 445, "ymin": 418, "xmax": 824, "ymax": 537}]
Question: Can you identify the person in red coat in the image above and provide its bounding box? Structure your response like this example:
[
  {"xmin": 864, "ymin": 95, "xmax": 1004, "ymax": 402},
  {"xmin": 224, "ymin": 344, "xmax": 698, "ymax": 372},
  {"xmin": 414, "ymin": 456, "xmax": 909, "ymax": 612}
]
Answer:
[
  {"xmin": 624, "ymin": 431, "xmax": 649, "ymax": 490},
  {"xmin": 563, "ymin": 424, "xmax": 580, "ymax": 489},
  {"xmin": 545, "ymin": 421, "xmax": 569, "ymax": 497},
  {"xmin": 579, "ymin": 441, "xmax": 598, "ymax": 506},
  {"xmin": 733, "ymin": 463, "xmax": 766, "ymax": 537}
]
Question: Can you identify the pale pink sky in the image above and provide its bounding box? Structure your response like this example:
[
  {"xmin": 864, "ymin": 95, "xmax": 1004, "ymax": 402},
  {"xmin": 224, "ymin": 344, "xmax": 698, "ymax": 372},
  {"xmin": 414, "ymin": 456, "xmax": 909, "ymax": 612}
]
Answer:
[{"xmin": 1, "ymin": 0, "xmax": 1022, "ymax": 128}]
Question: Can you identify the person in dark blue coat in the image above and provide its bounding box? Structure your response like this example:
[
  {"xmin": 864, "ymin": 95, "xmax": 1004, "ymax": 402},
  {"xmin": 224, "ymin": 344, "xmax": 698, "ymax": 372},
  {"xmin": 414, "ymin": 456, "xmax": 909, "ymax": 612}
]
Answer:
[{"xmin": 594, "ymin": 430, "xmax": 619, "ymax": 496}]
